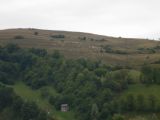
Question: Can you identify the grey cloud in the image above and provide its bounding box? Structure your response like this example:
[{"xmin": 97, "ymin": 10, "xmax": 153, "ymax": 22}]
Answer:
[{"xmin": 0, "ymin": 0, "xmax": 160, "ymax": 39}]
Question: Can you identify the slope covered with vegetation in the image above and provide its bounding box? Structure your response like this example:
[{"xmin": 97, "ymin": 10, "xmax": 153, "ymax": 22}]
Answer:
[
  {"xmin": 0, "ymin": 28, "xmax": 160, "ymax": 67},
  {"xmin": 1, "ymin": 44, "xmax": 160, "ymax": 120}
]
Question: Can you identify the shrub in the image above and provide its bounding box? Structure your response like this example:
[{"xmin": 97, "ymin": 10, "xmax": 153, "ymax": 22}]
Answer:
[
  {"xmin": 14, "ymin": 35, "xmax": 24, "ymax": 39},
  {"xmin": 79, "ymin": 37, "xmax": 86, "ymax": 40},
  {"xmin": 34, "ymin": 32, "xmax": 39, "ymax": 35},
  {"xmin": 103, "ymin": 45, "xmax": 112, "ymax": 53},
  {"xmin": 50, "ymin": 34, "xmax": 65, "ymax": 39},
  {"xmin": 102, "ymin": 45, "xmax": 128, "ymax": 54}
]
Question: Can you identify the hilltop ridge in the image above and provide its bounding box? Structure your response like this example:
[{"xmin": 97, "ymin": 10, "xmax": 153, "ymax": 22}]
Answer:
[{"xmin": 0, "ymin": 28, "xmax": 160, "ymax": 66}]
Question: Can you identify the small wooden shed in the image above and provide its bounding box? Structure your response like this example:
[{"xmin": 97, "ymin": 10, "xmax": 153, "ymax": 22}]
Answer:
[{"xmin": 61, "ymin": 104, "xmax": 69, "ymax": 112}]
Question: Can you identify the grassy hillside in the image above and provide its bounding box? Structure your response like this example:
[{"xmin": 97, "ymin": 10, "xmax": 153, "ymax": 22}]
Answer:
[
  {"xmin": 13, "ymin": 82, "xmax": 75, "ymax": 120},
  {"xmin": 121, "ymin": 84, "xmax": 160, "ymax": 120},
  {"xmin": 122, "ymin": 84, "xmax": 160, "ymax": 101},
  {"xmin": 0, "ymin": 28, "xmax": 160, "ymax": 66}
]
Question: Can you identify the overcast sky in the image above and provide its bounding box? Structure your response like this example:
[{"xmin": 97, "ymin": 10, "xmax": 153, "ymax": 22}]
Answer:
[{"xmin": 0, "ymin": 0, "xmax": 160, "ymax": 39}]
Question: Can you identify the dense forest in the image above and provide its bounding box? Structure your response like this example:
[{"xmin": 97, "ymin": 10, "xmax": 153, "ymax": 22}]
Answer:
[{"xmin": 0, "ymin": 44, "xmax": 160, "ymax": 120}]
